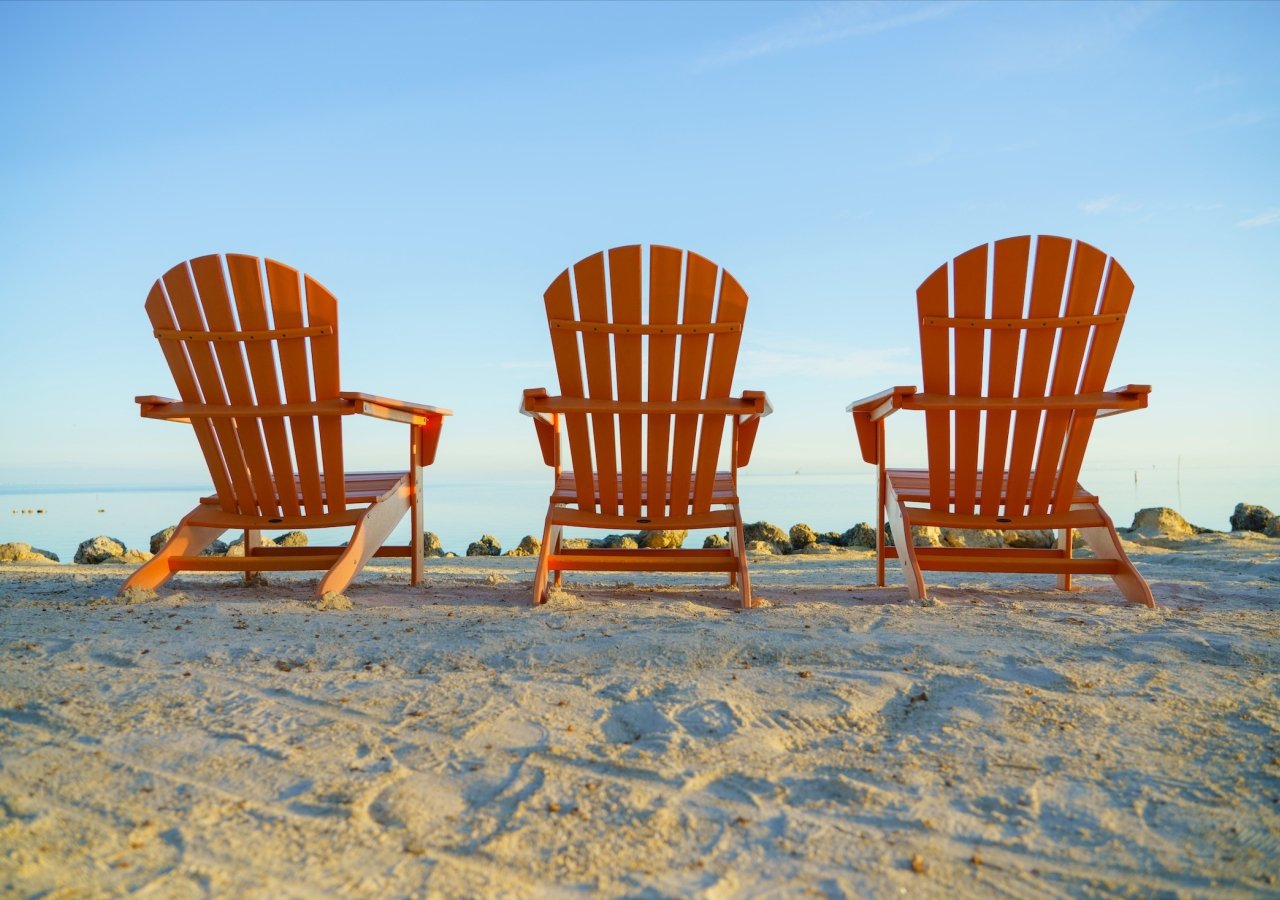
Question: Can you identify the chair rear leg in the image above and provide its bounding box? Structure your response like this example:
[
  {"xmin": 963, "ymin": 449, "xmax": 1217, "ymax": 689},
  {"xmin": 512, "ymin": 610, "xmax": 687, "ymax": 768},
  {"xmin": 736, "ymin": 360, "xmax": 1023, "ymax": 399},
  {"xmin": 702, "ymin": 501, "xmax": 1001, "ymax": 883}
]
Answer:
[
  {"xmin": 1056, "ymin": 527, "xmax": 1075, "ymax": 592},
  {"xmin": 885, "ymin": 483, "xmax": 927, "ymax": 602},
  {"xmin": 244, "ymin": 530, "xmax": 262, "ymax": 585},
  {"xmin": 732, "ymin": 508, "xmax": 752, "ymax": 609},
  {"xmin": 532, "ymin": 511, "xmax": 557, "ymax": 605},
  {"xmin": 1074, "ymin": 506, "xmax": 1155, "ymax": 608},
  {"xmin": 119, "ymin": 509, "xmax": 226, "ymax": 594}
]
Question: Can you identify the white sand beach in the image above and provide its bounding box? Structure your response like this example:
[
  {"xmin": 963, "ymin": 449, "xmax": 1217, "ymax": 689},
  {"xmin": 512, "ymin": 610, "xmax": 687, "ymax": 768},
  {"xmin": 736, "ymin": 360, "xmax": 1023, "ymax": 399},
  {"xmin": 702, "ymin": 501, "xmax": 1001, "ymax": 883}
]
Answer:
[{"xmin": 2, "ymin": 534, "xmax": 1278, "ymax": 897}]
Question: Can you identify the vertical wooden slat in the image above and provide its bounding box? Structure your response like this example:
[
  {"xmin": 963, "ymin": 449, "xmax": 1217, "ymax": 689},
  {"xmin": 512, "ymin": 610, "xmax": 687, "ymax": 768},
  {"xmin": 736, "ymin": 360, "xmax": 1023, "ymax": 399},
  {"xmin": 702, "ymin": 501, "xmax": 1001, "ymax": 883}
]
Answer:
[
  {"xmin": 1054, "ymin": 253, "xmax": 1135, "ymax": 512},
  {"xmin": 573, "ymin": 251, "xmax": 618, "ymax": 516},
  {"xmin": 668, "ymin": 251, "xmax": 717, "ymax": 517},
  {"xmin": 162, "ymin": 260, "xmax": 257, "ymax": 515},
  {"xmin": 646, "ymin": 245, "xmax": 683, "ymax": 517},
  {"xmin": 1030, "ymin": 240, "xmax": 1106, "ymax": 514},
  {"xmin": 981, "ymin": 236, "xmax": 1030, "ymax": 516},
  {"xmin": 950, "ymin": 244, "xmax": 987, "ymax": 515},
  {"xmin": 692, "ymin": 268, "xmax": 747, "ymax": 512},
  {"xmin": 609, "ymin": 245, "xmax": 644, "ymax": 517},
  {"xmin": 544, "ymin": 269, "xmax": 594, "ymax": 512},
  {"xmin": 144, "ymin": 277, "xmax": 235, "ymax": 507},
  {"xmin": 304, "ymin": 274, "xmax": 345, "ymax": 512},
  {"xmin": 916, "ymin": 264, "xmax": 951, "ymax": 511},
  {"xmin": 226, "ymin": 254, "xmax": 300, "ymax": 517},
  {"xmin": 189, "ymin": 255, "xmax": 276, "ymax": 517},
  {"xmin": 265, "ymin": 259, "xmax": 325, "ymax": 516},
  {"xmin": 1005, "ymin": 235, "xmax": 1071, "ymax": 516}
]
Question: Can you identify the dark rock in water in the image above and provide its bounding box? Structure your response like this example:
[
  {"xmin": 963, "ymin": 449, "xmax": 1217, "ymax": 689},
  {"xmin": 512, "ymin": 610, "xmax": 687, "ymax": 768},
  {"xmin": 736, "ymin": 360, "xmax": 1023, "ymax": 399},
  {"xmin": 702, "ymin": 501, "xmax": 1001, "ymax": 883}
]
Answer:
[
  {"xmin": 789, "ymin": 523, "xmax": 817, "ymax": 550},
  {"xmin": 74, "ymin": 535, "xmax": 127, "ymax": 564},
  {"xmin": 704, "ymin": 533, "xmax": 730, "ymax": 549},
  {"xmin": 506, "ymin": 535, "xmax": 541, "ymax": 557},
  {"xmin": 1230, "ymin": 503, "xmax": 1273, "ymax": 533},
  {"xmin": 744, "ymin": 521, "xmax": 791, "ymax": 554},
  {"xmin": 841, "ymin": 523, "xmax": 878, "ymax": 549},
  {"xmin": 0, "ymin": 542, "xmax": 59, "ymax": 564},
  {"xmin": 466, "ymin": 534, "xmax": 502, "ymax": 556}
]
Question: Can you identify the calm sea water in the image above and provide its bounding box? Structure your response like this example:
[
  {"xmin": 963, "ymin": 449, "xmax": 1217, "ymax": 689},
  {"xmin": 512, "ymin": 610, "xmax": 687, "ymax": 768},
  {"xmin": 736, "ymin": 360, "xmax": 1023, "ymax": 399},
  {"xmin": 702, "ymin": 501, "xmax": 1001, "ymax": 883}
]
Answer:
[{"xmin": 3, "ymin": 467, "xmax": 1277, "ymax": 563}]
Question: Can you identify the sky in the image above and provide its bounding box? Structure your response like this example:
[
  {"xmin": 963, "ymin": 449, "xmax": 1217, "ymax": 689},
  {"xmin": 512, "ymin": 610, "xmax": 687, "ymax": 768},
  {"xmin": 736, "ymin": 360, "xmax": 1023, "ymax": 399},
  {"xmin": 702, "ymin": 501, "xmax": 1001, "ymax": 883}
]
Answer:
[{"xmin": 1, "ymin": 0, "xmax": 1277, "ymax": 501}]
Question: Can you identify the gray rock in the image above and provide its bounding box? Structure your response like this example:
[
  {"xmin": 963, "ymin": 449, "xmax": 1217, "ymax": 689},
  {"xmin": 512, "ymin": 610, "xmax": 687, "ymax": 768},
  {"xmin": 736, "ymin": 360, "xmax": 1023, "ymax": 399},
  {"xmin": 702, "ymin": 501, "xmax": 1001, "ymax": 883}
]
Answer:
[
  {"xmin": 745, "ymin": 540, "xmax": 777, "ymax": 556},
  {"xmin": 506, "ymin": 535, "xmax": 542, "ymax": 557},
  {"xmin": 638, "ymin": 530, "xmax": 687, "ymax": 549},
  {"xmin": 1005, "ymin": 529, "xmax": 1057, "ymax": 549},
  {"xmin": 118, "ymin": 548, "xmax": 153, "ymax": 564},
  {"xmin": 1265, "ymin": 516, "xmax": 1280, "ymax": 539},
  {"xmin": 466, "ymin": 535, "xmax": 502, "ymax": 556},
  {"xmin": 595, "ymin": 533, "xmax": 639, "ymax": 550},
  {"xmin": 0, "ymin": 542, "xmax": 59, "ymax": 564},
  {"xmin": 150, "ymin": 526, "xmax": 176, "ymax": 554},
  {"xmin": 151, "ymin": 526, "xmax": 229, "ymax": 556},
  {"xmin": 789, "ymin": 523, "xmax": 817, "ymax": 550},
  {"xmin": 815, "ymin": 531, "xmax": 844, "ymax": 546},
  {"xmin": 744, "ymin": 521, "xmax": 791, "ymax": 554},
  {"xmin": 423, "ymin": 532, "xmax": 445, "ymax": 557},
  {"xmin": 941, "ymin": 528, "xmax": 1006, "ymax": 549},
  {"xmin": 883, "ymin": 525, "xmax": 942, "ymax": 548},
  {"xmin": 226, "ymin": 535, "xmax": 277, "ymax": 557},
  {"xmin": 841, "ymin": 523, "xmax": 878, "ymax": 549},
  {"xmin": 703, "ymin": 533, "xmax": 730, "ymax": 549},
  {"xmin": 74, "ymin": 535, "xmax": 127, "ymax": 564},
  {"xmin": 1230, "ymin": 503, "xmax": 1273, "ymax": 533},
  {"xmin": 1129, "ymin": 507, "xmax": 1194, "ymax": 538},
  {"xmin": 273, "ymin": 531, "xmax": 309, "ymax": 547}
]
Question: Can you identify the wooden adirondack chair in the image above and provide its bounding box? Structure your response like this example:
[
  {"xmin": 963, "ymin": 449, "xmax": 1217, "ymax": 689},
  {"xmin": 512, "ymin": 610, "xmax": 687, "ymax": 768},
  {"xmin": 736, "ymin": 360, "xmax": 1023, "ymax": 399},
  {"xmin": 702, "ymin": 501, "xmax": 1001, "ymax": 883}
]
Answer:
[
  {"xmin": 119, "ymin": 254, "xmax": 450, "ymax": 599},
  {"xmin": 848, "ymin": 235, "xmax": 1155, "ymax": 607},
  {"xmin": 521, "ymin": 244, "xmax": 771, "ymax": 608}
]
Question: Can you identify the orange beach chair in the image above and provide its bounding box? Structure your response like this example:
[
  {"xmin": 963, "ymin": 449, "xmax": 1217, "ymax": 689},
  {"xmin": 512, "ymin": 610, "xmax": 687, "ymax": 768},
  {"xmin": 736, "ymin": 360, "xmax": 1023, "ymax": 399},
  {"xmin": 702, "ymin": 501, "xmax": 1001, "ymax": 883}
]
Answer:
[
  {"xmin": 120, "ymin": 254, "xmax": 450, "ymax": 599},
  {"xmin": 521, "ymin": 244, "xmax": 771, "ymax": 607},
  {"xmin": 847, "ymin": 235, "xmax": 1155, "ymax": 607}
]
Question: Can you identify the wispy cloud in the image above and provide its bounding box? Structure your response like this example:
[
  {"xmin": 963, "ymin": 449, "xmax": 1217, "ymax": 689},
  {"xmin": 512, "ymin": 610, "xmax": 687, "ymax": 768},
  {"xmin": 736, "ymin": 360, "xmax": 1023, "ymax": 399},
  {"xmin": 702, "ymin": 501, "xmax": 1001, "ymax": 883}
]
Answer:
[
  {"xmin": 696, "ymin": 1, "xmax": 963, "ymax": 70},
  {"xmin": 1080, "ymin": 196, "xmax": 1141, "ymax": 216},
  {"xmin": 1236, "ymin": 208, "xmax": 1280, "ymax": 229}
]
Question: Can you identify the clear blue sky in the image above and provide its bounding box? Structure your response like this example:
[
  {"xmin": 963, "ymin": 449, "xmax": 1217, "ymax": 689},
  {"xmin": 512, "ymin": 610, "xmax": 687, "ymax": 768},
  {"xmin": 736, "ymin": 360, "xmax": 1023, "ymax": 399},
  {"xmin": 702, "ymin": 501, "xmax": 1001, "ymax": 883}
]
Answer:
[{"xmin": 1, "ymin": 0, "xmax": 1277, "ymax": 493}]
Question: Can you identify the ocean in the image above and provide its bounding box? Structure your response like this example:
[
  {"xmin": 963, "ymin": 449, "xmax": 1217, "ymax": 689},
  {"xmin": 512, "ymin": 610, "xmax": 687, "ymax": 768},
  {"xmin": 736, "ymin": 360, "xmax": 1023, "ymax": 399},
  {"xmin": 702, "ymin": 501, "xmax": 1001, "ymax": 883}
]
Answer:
[{"xmin": 3, "ymin": 466, "xmax": 1277, "ymax": 563}]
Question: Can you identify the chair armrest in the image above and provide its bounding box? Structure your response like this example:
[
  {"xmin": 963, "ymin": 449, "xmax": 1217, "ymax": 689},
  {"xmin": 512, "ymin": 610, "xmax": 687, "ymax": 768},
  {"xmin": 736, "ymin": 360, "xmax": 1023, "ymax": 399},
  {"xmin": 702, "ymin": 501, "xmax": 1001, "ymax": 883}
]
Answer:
[
  {"xmin": 1096, "ymin": 384, "xmax": 1151, "ymax": 418},
  {"xmin": 735, "ymin": 391, "xmax": 772, "ymax": 467},
  {"xmin": 342, "ymin": 392, "xmax": 450, "ymax": 466},
  {"xmin": 136, "ymin": 395, "xmax": 189, "ymax": 423},
  {"xmin": 521, "ymin": 388, "xmax": 559, "ymax": 467},
  {"xmin": 341, "ymin": 391, "xmax": 452, "ymax": 424},
  {"xmin": 847, "ymin": 386, "xmax": 916, "ymax": 464}
]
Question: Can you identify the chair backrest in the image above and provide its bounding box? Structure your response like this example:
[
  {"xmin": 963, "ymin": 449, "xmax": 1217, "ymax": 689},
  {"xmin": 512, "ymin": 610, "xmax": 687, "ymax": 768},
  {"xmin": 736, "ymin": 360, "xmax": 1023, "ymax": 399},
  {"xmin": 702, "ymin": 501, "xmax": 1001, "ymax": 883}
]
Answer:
[
  {"xmin": 544, "ymin": 244, "xmax": 748, "ymax": 519},
  {"xmin": 145, "ymin": 254, "xmax": 346, "ymax": 518},
  {"xmin": 915, "ymin": 235, "xmax": 1134, "ymax": 518}
]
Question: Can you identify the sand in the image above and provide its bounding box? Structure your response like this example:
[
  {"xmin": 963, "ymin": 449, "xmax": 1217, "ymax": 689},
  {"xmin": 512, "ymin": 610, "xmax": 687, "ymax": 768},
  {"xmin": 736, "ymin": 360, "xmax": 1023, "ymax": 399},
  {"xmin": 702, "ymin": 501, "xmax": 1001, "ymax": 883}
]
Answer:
[{"xmin": 1, "ymin": 534, "xmax": 1278, "ymax": 897}]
